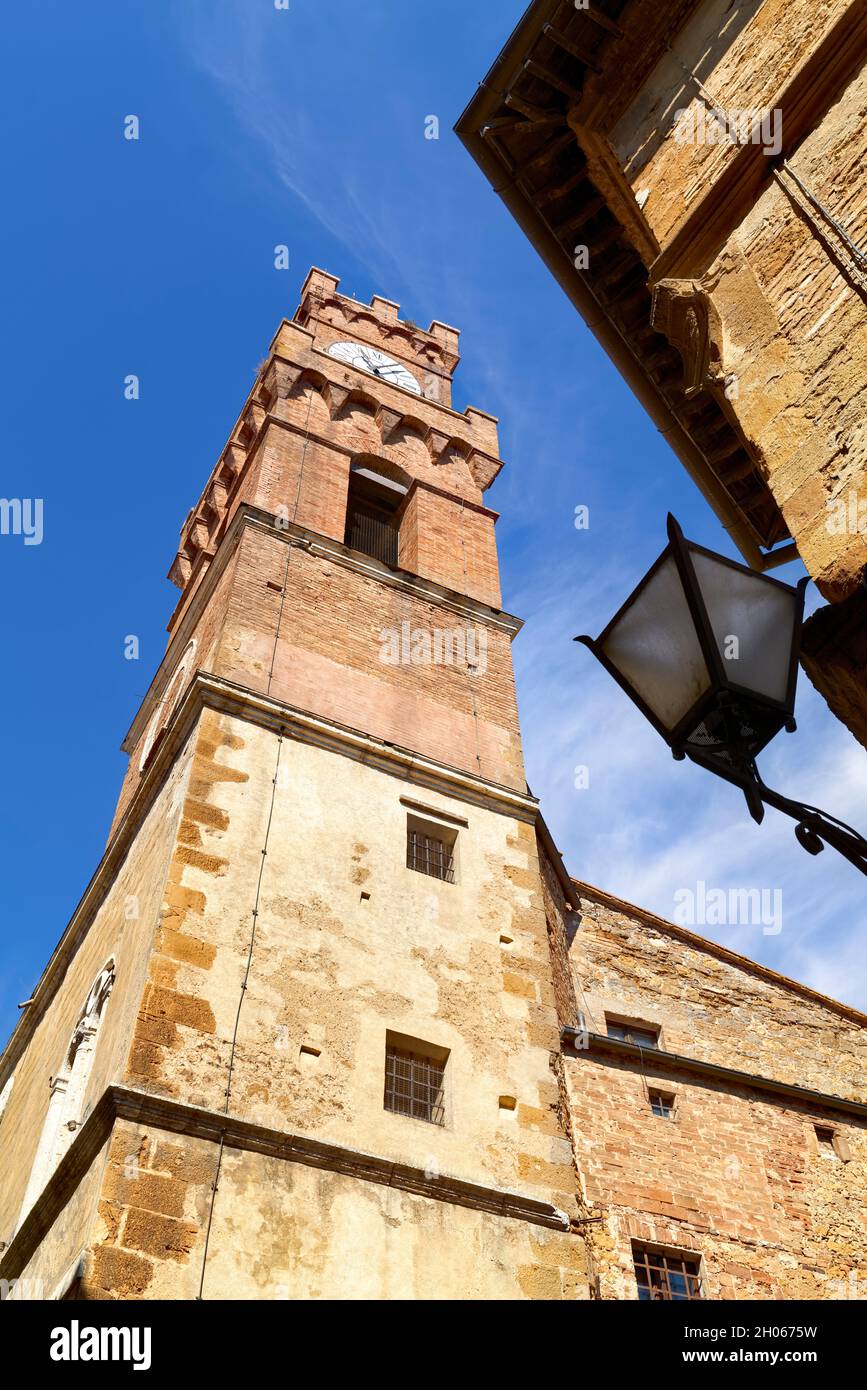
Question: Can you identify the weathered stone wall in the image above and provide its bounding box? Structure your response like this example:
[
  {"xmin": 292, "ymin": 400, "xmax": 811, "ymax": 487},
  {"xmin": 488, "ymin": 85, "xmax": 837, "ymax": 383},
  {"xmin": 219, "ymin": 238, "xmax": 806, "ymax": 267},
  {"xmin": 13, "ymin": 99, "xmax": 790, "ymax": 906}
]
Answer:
[
  {"xmin": 565, "ymin": 1047, "xmax": 867, "ymax": 1300},
  {"xmin": 571, "ymin": 887, "xmax": 866, "ymax": 1099},
  {"xmin": 0, "ymin": 737, "xmax": 194, "ymax": 1248},
  {"xmin": 73, "ymin": 1119, "xmax": 589, "ymax": 1301},
  {"xmin": 601, "ymin": 0, "xmax": 867, "ymax": 746},
  {"xmin": 4, "ymin": 704, "xmax": 595, "ymax": 1301},
  {"xmin": 612, "ymin": 0, "xmax": 852, "ymax": 246},
  {"xmin": 608, "ymin": 0, "xmax": 866, "ymax": 604},
  {"xmin": 702, "ymin": 60, "xmax": 867, "ymax": 604},
  {"xmin": 563, "ymin": 885, "xmax": 867, "ymax": 1300},
  {"xmin": 125, "ymin": 708, "xmax": 574, "ymax": 1212}
]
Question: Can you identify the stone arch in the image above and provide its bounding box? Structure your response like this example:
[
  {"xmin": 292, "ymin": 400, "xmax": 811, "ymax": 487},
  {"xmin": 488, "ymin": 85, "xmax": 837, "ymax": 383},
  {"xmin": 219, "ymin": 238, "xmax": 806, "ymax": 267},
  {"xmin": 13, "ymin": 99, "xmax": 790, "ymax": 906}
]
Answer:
[
  {"xmin": 17, "ymin": 959, "xmax": 116, "ymax": 1229},
  {"xmin": 384, "ymin": 416, "xmax": 430, "ymax": 471},
  {"xmin": 290, "ymin": 371, "xmax": 332, "ymax": 430},
  {"xmin": 349, "ymin": 453, "xmax": 412, "ymax": 493},
  {"xmin": 335, "ymin": 392, "xmax": 382, "ymax": 452},
  {"xmin": 322, "ymin": 299, "xmax": 349, "ymax": 327}
]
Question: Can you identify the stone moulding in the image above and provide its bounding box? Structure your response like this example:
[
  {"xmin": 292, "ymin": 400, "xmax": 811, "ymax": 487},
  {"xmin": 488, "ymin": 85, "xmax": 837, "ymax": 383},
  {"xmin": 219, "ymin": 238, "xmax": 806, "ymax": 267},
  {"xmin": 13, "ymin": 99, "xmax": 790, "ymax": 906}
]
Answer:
[
  {"xmin": 0, "ymin": 1085, "xmax": 571, "ymax": 1284},
  {"xmin": 195, "ymin": 672, "xmax": 540, "ymax": 823},
  {"xmin": 0, "ymin": 670, "xmax": 540, "ymax": 1088},
  {"xmin": 562, "ymin": 1029, "xmax": 867, "ymax": 1120},
  {"xmin": 130, "ymin": 503, "xmax": 523, "ymax": 757}
]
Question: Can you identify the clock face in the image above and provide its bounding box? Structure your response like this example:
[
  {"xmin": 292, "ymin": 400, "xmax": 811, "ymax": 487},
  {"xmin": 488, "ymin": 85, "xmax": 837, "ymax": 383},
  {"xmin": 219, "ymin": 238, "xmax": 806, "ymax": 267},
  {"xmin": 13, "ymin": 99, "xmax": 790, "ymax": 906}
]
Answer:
[{"xmin": 327, "ymin": 341, "xmax": 421, "ymax": 395}]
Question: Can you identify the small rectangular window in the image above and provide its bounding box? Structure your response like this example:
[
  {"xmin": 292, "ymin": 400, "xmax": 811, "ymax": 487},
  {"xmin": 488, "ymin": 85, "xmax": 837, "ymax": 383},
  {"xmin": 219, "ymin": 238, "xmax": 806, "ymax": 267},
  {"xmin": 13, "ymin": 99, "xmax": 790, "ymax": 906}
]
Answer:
[
  {"xmin": 649, "ymin": 1089, "xmax": 675, "ymax": 1119},
  {"xmin": 384, "ymin": 1036, "xmax": 447, "ymax": 1126},
  {"xmin": 815, "ymin": 1125, "xmax": 837, "ymax": 1157},
  {"xmin": 406, "ymin": 815, "xmax": 456, "ymax": 883},
  {"xmin": 607, "ymin": 1018, "xmax": 659, "ymax": 1048},
  {"xmin": 633, "ymin": 1243, "xmax": 702, "ymax": 1301}
]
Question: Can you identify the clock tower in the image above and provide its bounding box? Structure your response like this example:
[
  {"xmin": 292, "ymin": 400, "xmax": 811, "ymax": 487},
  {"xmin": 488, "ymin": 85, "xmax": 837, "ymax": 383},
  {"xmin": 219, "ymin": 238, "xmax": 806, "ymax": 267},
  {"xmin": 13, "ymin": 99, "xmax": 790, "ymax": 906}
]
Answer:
[{"xmin": 0, "ymin": 269, "xmax": 588, "ymax": 1300}]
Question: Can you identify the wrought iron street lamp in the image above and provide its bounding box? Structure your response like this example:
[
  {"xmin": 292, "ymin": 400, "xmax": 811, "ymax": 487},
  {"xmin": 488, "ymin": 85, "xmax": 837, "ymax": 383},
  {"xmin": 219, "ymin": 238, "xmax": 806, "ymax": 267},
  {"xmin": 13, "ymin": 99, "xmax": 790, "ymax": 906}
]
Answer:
[{"xmin": 576, "ymin": 515, "xmax": 867, "ymax": 875}]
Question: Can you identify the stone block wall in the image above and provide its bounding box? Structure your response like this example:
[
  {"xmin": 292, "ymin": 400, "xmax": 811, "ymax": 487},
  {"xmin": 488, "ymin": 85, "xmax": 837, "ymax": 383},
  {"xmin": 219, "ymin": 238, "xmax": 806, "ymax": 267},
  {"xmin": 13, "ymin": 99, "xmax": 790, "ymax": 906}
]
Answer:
[{"xmin": 558, "ymin": 884, "xmax": 867, "ymax": 1300}]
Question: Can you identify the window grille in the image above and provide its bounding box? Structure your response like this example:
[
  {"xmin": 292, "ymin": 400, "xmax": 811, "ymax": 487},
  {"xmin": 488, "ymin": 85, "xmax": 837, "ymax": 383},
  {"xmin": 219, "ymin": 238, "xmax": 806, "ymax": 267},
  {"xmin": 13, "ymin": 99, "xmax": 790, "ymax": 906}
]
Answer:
[
  {"xmin": 407, "ymin": 827, "xmax": 455, "ymax": 883},
  {"xmin": 384, "ymin": 1044, "xmax": 446, "ymax": 1125},
  {"xmin": 633, "ymin": 1244, "xmax": 702, "ymax": 1301},
  {"xmin": 345, "ymin": 497, "xmax": 398, "ymax": 566}
]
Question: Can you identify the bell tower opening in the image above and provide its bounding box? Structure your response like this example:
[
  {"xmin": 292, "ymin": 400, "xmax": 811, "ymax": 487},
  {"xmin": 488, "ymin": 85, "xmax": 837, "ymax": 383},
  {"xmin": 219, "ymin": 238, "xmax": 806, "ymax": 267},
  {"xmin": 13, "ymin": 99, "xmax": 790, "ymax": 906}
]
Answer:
[{"xmin": 344, "ymin": 460, "xmax": 408, "ymax": 567}]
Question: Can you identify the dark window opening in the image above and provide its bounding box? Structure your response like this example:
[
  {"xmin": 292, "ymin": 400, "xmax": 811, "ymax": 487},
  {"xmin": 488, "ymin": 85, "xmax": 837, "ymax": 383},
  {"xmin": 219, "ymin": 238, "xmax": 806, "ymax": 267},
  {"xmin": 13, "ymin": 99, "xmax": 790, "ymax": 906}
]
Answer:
[
  {"xmin": 384, "ymin": 1041, "xmax": 447, "ymax": 1126},
  {"xmin": 344, "ymin": 466, "xmax": 405, "ymax": 566},
  {"xmin": 607, "ymin": 1018, "xmax": 660, "ymax": 1049},
  {"xmin": 407, "ymin": 824, "xmax": 456, "ymax": 883},
  {"xmin": 815, "ymin": 1125, "xmax": 837, "ymax": 1156},
  {"xmin": 633, "ymin": 1244, "xmax": 702, "ymax": 1301},
  {"xmin": 649, "ymin": 1089, "xmax": 675, "ymax": 1119}
]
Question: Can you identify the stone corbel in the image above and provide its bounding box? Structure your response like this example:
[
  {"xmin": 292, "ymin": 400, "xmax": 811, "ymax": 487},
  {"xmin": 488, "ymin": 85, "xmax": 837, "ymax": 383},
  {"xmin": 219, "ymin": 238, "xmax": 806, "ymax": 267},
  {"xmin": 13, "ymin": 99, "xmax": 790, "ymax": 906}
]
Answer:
[
  {"xmin": 324, "ymin": 383, "xmax": 352, "ymax": 418},
  {"xmin": 188, "ymin": 514, "xmax": 210, "ymax": 551},
  {"xmin": 168, "ymin": 551, "xmax": 193, "ymax": 590},
  {"xmin": 223, "ymin": 444, "xmax": 246, "ymax": 478},
  {"xmin": 465, "ymin": 448, "xmax": 502, "ymax": 494},
  {"xmin": 426, "ymin": 429, "xmax": 452, "ymax": 465},
  {"xmin": 264, "ymin": 361, "xmax": 302, "ymax": 402},
  {"xmin": 650, "ymin": 278, "xmax": 725, "ymax": 398},
  {"xmin": 376, "ymin": 406, "xmax": 404, "ymax": 443},
  {"xmin": 206, "ymin": 478, "xmax": 228, "ymax": 516}
]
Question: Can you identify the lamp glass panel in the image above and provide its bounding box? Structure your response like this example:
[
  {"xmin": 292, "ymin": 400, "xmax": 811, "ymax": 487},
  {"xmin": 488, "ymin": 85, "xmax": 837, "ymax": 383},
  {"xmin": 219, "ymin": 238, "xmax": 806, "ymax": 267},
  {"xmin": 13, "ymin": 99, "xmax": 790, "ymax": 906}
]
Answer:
[
  {"xmin": 600, "ymin": 554, "xmax": 712, "ymax": 733},
  {"xmin": 691, "ymin": 551, "xmax": 799, "ymax": 706}
]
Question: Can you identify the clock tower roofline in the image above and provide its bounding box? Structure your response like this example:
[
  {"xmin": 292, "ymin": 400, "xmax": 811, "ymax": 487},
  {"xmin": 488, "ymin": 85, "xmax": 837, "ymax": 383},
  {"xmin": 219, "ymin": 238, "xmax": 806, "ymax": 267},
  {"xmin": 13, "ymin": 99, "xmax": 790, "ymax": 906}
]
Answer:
[{"xmin": 295, "ymin": 266, "xmax": 462, "ymax": 407}]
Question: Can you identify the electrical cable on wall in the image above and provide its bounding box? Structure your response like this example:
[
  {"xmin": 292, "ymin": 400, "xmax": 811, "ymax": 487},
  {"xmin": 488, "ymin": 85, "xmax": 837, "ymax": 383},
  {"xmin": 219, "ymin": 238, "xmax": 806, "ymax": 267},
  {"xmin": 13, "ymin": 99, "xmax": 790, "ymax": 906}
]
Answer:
[
  {"xmin": 198, "ymin": 298, "xmax": 324, "ymax": 1298},
  {"xmin": 197, "ymin": 731, "xmax": 285, "ymax": 1299}
]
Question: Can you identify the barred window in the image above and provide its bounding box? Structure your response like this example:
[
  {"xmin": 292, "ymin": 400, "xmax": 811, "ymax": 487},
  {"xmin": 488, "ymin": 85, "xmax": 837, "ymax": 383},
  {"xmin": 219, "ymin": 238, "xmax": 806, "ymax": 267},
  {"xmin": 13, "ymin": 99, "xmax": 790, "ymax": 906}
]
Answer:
[
  {"xmin": 633, "ymin": 1244, "xmax": 702, "ymax": 1301},
  {"xmin": 344, "ymin": 464, "xmax": 405, "ymax": 567},
  {"xmin": 406, "ymin": 815, "xmax": 457, "ymax": 883},
  {"xmin": 384, "ymin": 1038, "xmax": 447, "ymax": 1126}
]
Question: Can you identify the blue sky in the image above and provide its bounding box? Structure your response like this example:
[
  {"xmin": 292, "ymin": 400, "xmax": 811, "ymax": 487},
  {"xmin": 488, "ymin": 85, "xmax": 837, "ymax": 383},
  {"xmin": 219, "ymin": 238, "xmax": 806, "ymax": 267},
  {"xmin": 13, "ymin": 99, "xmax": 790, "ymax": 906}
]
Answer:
[{"xmin": 1, "ymin": 0, "xmax": 864, "ymax": 1047}]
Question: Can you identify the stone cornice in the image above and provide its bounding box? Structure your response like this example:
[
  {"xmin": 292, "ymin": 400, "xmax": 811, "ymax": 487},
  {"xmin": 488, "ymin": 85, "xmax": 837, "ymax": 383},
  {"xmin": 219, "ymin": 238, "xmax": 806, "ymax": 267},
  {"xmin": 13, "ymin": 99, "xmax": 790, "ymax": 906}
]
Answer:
[
  {"xmin": 130, "ymin": 503, "xmax": 522, "ymax": 755},
  {"xmin": 193, "ymin": 672, "xmax": 538, "ymax": 818},
  {"xmin": 0, "ymin": 1085, "xmax": 571, "ymax": 1281},
  {"xmin": 0, "ymin": 671, "xmax": 538, "ymax": 1088},
  {"xmin": 563, "ymin": 1029, "xmax": 867, "ymax": 1120}
]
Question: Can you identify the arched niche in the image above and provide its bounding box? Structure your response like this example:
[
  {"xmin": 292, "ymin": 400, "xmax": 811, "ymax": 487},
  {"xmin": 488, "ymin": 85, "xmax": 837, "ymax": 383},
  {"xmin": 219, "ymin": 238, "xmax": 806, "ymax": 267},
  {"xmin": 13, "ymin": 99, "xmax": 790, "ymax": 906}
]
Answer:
[{"xmin": 16, "ymin": 959, "xmax": 116, "ymax": 1231}]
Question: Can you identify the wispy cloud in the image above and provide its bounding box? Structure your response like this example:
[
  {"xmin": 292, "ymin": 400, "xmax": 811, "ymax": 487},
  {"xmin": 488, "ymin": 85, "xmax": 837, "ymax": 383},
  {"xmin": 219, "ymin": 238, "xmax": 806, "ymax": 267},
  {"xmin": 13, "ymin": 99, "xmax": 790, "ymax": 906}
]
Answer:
[
  {"xmin": 514, "ymin": 557, "xmax": 867, "ymax": 1008},
  {"xmin": 182, "ymin": 0, "xmax": 867, "ymax": 1012}
]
